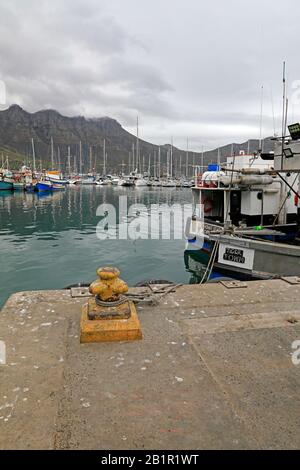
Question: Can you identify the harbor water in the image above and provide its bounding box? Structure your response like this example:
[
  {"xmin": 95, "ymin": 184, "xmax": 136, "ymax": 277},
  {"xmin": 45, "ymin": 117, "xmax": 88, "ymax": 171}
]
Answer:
[{"xmin": 0, "ymin": 186, "xmax": 205, "ymax": 308}]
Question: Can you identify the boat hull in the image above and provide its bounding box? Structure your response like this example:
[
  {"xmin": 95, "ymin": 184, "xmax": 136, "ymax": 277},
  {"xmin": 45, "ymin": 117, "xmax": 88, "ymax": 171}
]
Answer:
[
  {"xmin": 0, "ymin": 181, "xmax": 13, "ymax": 190},
  {"xmin": 185, "ymin": 217, "xmax": 300, "ymax": 279},
  {"xmin": 48, "ymin": 178, "xmax": 67, "ymax": 186},
  {"xmin": 13, "ymin": 183, "xmax": 25, "ymax": 190},
  {"xmin": 36, "ymin": 182, "xmax": 52, "ymax": 191}
]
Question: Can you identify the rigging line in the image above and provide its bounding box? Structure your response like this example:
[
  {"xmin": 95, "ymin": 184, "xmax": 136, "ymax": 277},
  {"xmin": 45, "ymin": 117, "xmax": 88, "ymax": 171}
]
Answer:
[
  {"xmin": 272, "ymin": 173, "xmax": 298, "ymax": 227},
  {"xmin": 224, "ymin": 152, "xmax": 236, "ymax": 223},
  {"xmin": 275, "ymin": 172, "xmax": 300, "ymax": 199}
]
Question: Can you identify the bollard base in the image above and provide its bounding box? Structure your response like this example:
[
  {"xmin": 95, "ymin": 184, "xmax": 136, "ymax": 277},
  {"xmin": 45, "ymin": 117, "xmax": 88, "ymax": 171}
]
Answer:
[{"xmin": 80, "ymin": 300, "xmax": 143, "ymax": 343}]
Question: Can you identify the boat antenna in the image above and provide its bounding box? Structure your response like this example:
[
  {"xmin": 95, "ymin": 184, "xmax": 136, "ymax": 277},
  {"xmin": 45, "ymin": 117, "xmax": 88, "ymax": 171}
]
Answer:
[
  {"xmin": 259, "ymin": 84, "xmax": 264, "ymax": 152},
  {"xmin": 270, "ymin": 86, "xmax": 276, "ymax": 136},
  {"xmin": 281, "ymin": 61, "xmax": 286, "ymax": 170}
]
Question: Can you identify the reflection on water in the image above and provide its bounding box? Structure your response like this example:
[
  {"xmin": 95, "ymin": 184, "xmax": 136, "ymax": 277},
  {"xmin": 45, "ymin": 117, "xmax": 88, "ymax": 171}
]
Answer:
[{"xmin": 0, "ymin": 186, "xmax": 207, "ymax": 307}]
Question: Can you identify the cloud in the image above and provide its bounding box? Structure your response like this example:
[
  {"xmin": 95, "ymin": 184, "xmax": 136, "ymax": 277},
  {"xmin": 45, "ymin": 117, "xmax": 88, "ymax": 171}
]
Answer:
[{"xmin": 1, "ymin": 0, "xmax": 300, "ymax": 151}]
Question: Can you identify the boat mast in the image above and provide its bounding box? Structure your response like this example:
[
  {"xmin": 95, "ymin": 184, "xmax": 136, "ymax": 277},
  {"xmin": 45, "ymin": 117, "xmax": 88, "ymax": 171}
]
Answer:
[
  {"xmin": 94, "ymin": 146, "xmax": 97, "ymax": 175},
  {"xmin": 132, "ymin": 143, "xmax": 135, "ymax": 173},
  {"xmin": 103, "ymin": 138, "xmax": 106, "ymax": 176},
  {"xmin": 79, "ymin": 141, "xmax": 82, "ymax": 176},
  {"xmin": 170, "ymin": 137, "xmax": 173, "ymax": 178},
  {"xmin": 89, "ymin": 146, "xmax": 92, "ymax": 173},
  {"xmin": 136, "ymin": 116, "xmax": 139, "ymax": 173},
  {"xmin": 68, "ymin": 146, "xmax": 71, "ymax": 176},
  {"xmin": 51, "ymin": 137, "xmax": 54, "ymax": 170},
  {"xmin": 281, "ymin": 61, "xmax": 286, "ymax": 170},
  {"xmin": 31, "ymin": 138, "xmax": 36, "ymax": 173},
  {"xmin": 167, "ymin": 149, "xmax": 169, "ymax": 178},
  {"xmin": 186, "ymin": 138, "xmax": 189, "ymax": 178},
  {"xmin": 259, "ymin": 85, "xmax": 264, "ymax": 152},
  {"xmin": 57, "ymin": 146, "xmax": 61, "ymax": 172},
  {"xmin": 158, "ymin": 146, "xmax": 161, "ymax": 181}
]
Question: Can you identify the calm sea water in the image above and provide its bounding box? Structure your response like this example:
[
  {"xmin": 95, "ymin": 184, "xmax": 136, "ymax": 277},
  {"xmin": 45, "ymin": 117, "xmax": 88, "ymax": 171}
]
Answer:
[{"xmin": 0, "ymin": 186, "xmax": 205, "ymax": 308}]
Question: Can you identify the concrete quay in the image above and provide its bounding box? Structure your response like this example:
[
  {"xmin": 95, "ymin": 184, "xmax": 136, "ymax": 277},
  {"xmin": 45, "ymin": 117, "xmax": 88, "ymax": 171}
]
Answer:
[{"xmin": 0, "ymin": 279, "xmax": 300, "ymax": 449}]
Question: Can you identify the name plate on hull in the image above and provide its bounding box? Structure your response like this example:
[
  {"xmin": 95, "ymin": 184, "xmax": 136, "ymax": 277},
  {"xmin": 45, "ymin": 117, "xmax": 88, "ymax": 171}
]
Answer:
[{"xmin": 218, "ymin": 243, "xmax": 254, "ymax": 271}]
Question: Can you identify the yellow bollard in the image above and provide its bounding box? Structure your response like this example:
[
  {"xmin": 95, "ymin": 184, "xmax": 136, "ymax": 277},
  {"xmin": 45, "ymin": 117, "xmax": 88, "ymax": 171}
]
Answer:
[{"xmin": 80, "ymin": 267, "xmax": 142, "ymax": 343}]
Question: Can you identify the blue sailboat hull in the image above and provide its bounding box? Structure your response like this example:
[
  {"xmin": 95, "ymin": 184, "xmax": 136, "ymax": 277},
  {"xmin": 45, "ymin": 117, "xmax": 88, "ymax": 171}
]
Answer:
[{"xmin": 36, "ymin": 182, "xmax": 52, "ymax": 191}]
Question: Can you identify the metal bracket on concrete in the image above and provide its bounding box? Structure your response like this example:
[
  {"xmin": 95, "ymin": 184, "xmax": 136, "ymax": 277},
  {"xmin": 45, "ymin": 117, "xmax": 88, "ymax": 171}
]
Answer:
[
  {"xmin": 220, "ymin": 280, "xmax": 248, "ymax": 289},
  {"xmin": 281, "ymin": 276, "xmax": 300, "ymax": 285},
  {"xmin": 70, "ymin": 287, "xmax": 93, "ymax": 298}
]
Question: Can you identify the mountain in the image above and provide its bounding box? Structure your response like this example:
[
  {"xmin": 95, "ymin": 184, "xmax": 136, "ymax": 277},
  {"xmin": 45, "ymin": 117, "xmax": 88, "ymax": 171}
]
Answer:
[{"xmin": 0, "ymin": 105, "xmax": 274, "ymax": 174}]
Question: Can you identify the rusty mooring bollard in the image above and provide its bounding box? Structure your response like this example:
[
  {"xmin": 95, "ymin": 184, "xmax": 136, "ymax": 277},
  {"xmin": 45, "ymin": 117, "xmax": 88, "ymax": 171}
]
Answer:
[{"xmin": 80, "ymin": 267, "xmax": 143, "ymax": 343}]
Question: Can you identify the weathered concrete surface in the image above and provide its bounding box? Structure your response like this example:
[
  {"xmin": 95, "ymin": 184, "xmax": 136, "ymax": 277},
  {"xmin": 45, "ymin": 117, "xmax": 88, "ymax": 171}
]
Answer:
[{"xmin": 0, "ymin": 279, "xmax": 300, "ymax": 449}]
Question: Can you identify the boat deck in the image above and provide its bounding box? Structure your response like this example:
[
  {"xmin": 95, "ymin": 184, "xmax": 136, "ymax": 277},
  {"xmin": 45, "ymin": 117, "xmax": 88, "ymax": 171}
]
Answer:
[{"xmin": 1, "ymin": 279, "xmax": 300, "ymax": 449}]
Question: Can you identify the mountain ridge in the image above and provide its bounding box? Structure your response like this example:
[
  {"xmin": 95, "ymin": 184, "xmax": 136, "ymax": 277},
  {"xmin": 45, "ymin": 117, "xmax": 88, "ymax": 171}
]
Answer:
[{"xmin": 0, "ymin": 105, "xmax": 273, "ymax": 173}]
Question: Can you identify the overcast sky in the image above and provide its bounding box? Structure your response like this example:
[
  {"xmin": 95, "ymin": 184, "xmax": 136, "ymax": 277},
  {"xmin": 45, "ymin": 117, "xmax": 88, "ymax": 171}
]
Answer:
[{"xmin": 0, "ymin": 0, "xmax": 299, "ymax": 150}]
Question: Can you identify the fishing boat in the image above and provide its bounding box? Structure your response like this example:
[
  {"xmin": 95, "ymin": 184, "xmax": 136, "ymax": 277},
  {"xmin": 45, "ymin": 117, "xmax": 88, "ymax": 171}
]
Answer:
[
  {"xmin": 0, "ymin": 179, "xmax": 13, "ymax": 190},
  {"xmin": 185, "ymin": 124, "xmax": 300, "ymax": 280},
  {"xmin": 13, "ymin": 181, "xmax": 25, "ymax": 191},
  {"xmin": 46, "ymin": 171, "xmax": 68, "ymax": 186},
  {"xmin": 36, "ymin": 180, "xmax": 53, "ymax": 192},
  {"xmin": 0, "ymin": 170, "xmax": 14, "ymax": 190}
]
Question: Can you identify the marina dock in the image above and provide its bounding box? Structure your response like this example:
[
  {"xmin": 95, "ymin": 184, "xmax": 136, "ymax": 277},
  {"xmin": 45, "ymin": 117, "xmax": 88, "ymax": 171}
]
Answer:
[{"xmin": 1, "ymin": 279, "xmax": 300, "ymax": 449}]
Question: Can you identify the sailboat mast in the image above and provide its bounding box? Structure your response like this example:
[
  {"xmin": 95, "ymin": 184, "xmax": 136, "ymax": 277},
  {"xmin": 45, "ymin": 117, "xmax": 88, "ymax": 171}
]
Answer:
[
  {"xmin": 68, "ymin": 146, "xmax": 71, "ymax": 176},
  {"xmin": 31, "ymin": 138, "xmax": 36, "ymax": 173},
  {"xmin": 158, "ymin": 146, "xmax": 161, "ymax": 180},
  {"xmin": 57, "ymin": 146, "xmax": 61, "ymax": 172},
  {"xmin": 89, "ymin": 146, "xmax": 92, "ymax": 173},
  {"xmin": 132, "ymin": 143, "xmax": 135, "ymax": 173},
  {"xmin": 136, "ymin": 116, "xmax": 139, "ymax": 173},
  {"xmin": 51, "ymin": 137, "xmax": 54, "ymax": 169},
  {"xmin": 186, "ymin": 138, "xmax": 189, "ymax": 178},
  {"xmin": 79, "ymin": 141, "xmax": 82, "ymax": 175},
  {"xmin": 103, "ymin": 139, "xmax": 106, "ymax": 175},
  {"xmin": 94, "ymin": 147, "xmax": 97, "ymax": 175},
  {"xmin": 170, "ymin": 137, "xmax": 173, "ymax": 178}
]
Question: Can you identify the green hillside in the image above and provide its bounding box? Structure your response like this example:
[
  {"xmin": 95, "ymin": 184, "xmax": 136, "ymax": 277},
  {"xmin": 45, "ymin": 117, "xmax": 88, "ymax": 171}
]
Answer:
[{"xmin": 0, "ymin": 146, "xmax": 27, "ymax": 169}]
